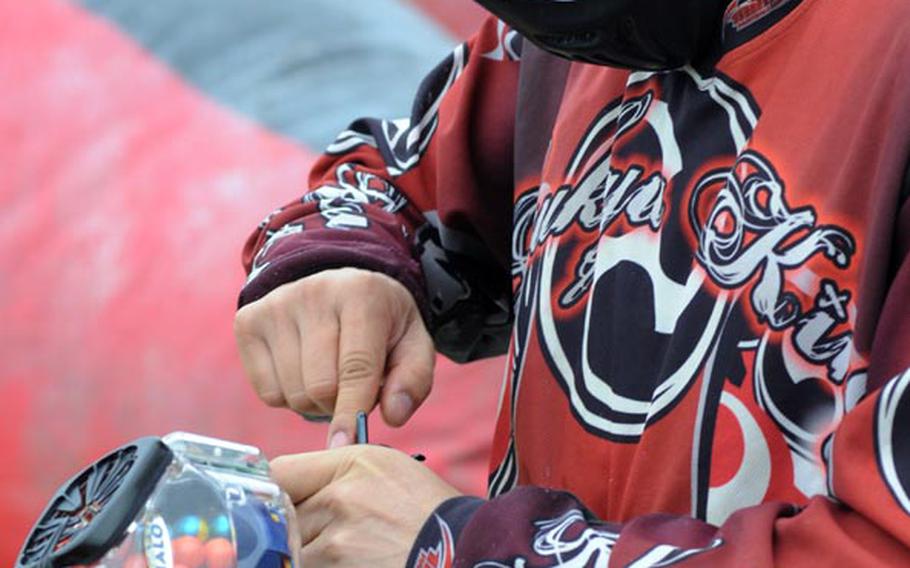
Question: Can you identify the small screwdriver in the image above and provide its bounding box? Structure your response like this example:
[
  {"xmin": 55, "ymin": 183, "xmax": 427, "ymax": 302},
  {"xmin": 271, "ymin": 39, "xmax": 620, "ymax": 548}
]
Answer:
[
  {"xmin": 353, "ymin": 410, "xmax": 424, "ymax": 461},
  {"xmin": 355, "ymin": 410, "xmax": 369, "ymax": 444}
]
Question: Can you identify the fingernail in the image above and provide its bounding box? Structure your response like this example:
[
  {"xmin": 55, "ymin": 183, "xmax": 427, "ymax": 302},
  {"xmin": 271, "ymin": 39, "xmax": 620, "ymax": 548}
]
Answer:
[
  {"xmin": 390, "ymin": 392, "xmax": 414, "ymax": 422},
  {"xmin": 328, "ymin": 430, "xmax": 350, "ymax": 449}
]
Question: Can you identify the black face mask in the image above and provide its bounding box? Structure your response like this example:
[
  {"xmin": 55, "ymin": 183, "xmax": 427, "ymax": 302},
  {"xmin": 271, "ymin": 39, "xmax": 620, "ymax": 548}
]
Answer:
[{"xmin": 474, "ymin": 0, "xmax": 730, "ymax": 70}]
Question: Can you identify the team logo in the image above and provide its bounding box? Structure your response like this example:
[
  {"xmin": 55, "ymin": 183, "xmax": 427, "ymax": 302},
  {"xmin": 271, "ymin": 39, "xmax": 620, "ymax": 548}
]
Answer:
[
  {"xmin": 412, "ymin": 515, "xmax": 455, "ymax": 568},
  {"xmin": 513, "ymin": 69, "xmax": 759, "ymax": 442},
  {"xmin": 496, "ymin": 65, "xmax": 865, "ymax": 521},
  {"xmin": 723, "ymin": 0, "xmax": 794, "ymax": 33}
]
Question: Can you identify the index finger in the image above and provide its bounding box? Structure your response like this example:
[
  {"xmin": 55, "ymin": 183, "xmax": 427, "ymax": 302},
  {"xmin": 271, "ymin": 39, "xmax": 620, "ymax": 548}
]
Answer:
[
  {"xmin": 327, "ymin": 302, "xmax": 388, "ymax": 447},
  {"xmin": 270, "ymin": 449, "xmax": 351, "ymax": 504}
]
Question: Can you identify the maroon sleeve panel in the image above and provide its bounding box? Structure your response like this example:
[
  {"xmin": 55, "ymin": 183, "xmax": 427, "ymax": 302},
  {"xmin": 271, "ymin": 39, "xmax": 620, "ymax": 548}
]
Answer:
[{"xmin": 239, "ymin": 16, "xmax": 521, "ymax": 361}]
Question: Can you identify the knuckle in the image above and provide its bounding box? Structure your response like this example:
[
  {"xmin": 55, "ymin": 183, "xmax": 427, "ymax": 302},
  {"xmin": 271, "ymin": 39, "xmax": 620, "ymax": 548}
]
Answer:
[
  {"xmin": 285, "ymin": 390, "xmax": 313, "ymax": 413},
  {"xmin": 338, "ymin": 352, "xmax": 378, "ymax": 384},
  {"xmin": 270, "ymin": 284, "xmax": 311, "ymax": 317},
  {"xmin": 360, "ymin": 269, "xmax": 385, "ymax": 288},
  {"xmin": 325, "ymin": 482, "xmax": 355, "ymax": 512},
  {"xmin": 369, "ymin": 444, "xmax": 398, "ymax": 462},
  {"xmin": 292, "ymin": 282, "xmax": 331, "ymax": 319},
  {"xmin": 348, "ymin": 270, "xmax": 387, "ymax": 297},
  {"xmin": 233, "ymin": 308, "xmax": 258, "ymax": 339},
  {"xmin": 348, "ymin": 445, "xmax": 379, "ymax": 466},
  {"xmin": 306, "ymin": 379, "xmax": 338, "ymax": 406},
  {"xmin": 264, "ymin": 293, "xmax": 290, "ymax": 320},
  {"xmin": 357, "ymin": 446, "xmax": 396, "ymax": 474},
  {"xmin": 290, "ymin": 276, "xmax": 319, "ymax": 301},
  {"xmin": 321, "ymin": 530, "xmax": 350, "ymax": 561},
  {"xmin": 259, "ymin": 390, "xmax": 286, "ymax": 408}
]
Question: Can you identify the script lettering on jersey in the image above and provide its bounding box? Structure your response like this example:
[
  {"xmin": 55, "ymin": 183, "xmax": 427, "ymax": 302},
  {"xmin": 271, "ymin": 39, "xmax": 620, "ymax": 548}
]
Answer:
[
  {"xmin": 512, "ymin": 92, "xmax": 668, "ymax": 303},
  {"xmin": 526, "ymin": 164, "xmax": 665, "ymax": 308},
  {"xmin": 530, "ymin": 164, "xmax": 666, "ymax": 249},
  {"xmin": 691, "ymin": 149, "xmax": 858, "ymax": 387},
  {"xmin": 472, "ymin": 509, "xmax": 723, "ymax": 567}
]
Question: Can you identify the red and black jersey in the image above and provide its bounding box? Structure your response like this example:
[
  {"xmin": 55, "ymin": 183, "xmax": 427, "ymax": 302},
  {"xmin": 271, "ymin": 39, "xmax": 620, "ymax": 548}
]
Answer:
[{"xmin": 240, "ymin": 1, "xmax": 910, "ymax": 565}]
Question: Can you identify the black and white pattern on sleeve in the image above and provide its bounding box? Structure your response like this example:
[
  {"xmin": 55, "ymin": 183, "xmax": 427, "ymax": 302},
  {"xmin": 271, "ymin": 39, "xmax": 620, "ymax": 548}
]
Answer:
[
  {"xmin": 875, "ymin": 369, "xmax": 910, "ymax": 516},
  {"xmin": 324, "ymin": 43, "xmax": 470, "ymax": 177}
]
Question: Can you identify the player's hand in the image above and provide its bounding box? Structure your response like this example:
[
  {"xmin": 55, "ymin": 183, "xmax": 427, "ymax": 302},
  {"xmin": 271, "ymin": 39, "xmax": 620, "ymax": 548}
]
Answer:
[
  {"xmin": 233, "ymin": 267, "xmax": 435, "ymax": 447},
  {"xmin": 271, "ymin": 445, "xmax": 462, "ymax": 568}
]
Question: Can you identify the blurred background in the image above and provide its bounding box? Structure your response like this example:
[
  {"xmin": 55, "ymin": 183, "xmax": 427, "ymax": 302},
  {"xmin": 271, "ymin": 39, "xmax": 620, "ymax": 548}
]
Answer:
[{"xmin": 0, "ymin": 0, "xmax": 503, "ymax": 564}]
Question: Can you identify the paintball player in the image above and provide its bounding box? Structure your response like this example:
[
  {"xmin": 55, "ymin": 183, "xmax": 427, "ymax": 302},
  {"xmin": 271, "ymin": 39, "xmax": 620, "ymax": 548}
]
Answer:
[{"xmin": 233, "ymin": 0, "xmax": 910, "ymax": 565}]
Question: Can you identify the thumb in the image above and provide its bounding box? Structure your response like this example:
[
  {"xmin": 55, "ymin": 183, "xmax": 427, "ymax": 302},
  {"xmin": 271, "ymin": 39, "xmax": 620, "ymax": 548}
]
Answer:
[
  {"xmin": 381, "ymin": 315, "xmax": 435, "ymax": 427},
  {"xmin": 328, "ymin": 302, "xmax": 388, "ymax": 448}
]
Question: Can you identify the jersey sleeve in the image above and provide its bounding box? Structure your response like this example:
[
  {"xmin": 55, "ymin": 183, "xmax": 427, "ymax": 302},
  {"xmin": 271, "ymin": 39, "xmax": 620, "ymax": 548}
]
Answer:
[
  {"xmin": 238, "ymin": 17, "xmax": 521, "ymax": 362},
  {"xmin": 406, "ymin": 200, "xmax": 910, "ymax": 566}
]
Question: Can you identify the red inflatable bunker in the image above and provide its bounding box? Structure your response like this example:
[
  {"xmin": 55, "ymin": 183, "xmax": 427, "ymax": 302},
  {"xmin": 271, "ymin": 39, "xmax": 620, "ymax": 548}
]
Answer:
[{"xmin": 0, "ymin": 1, "xmax": 497, "ymax": 564}]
